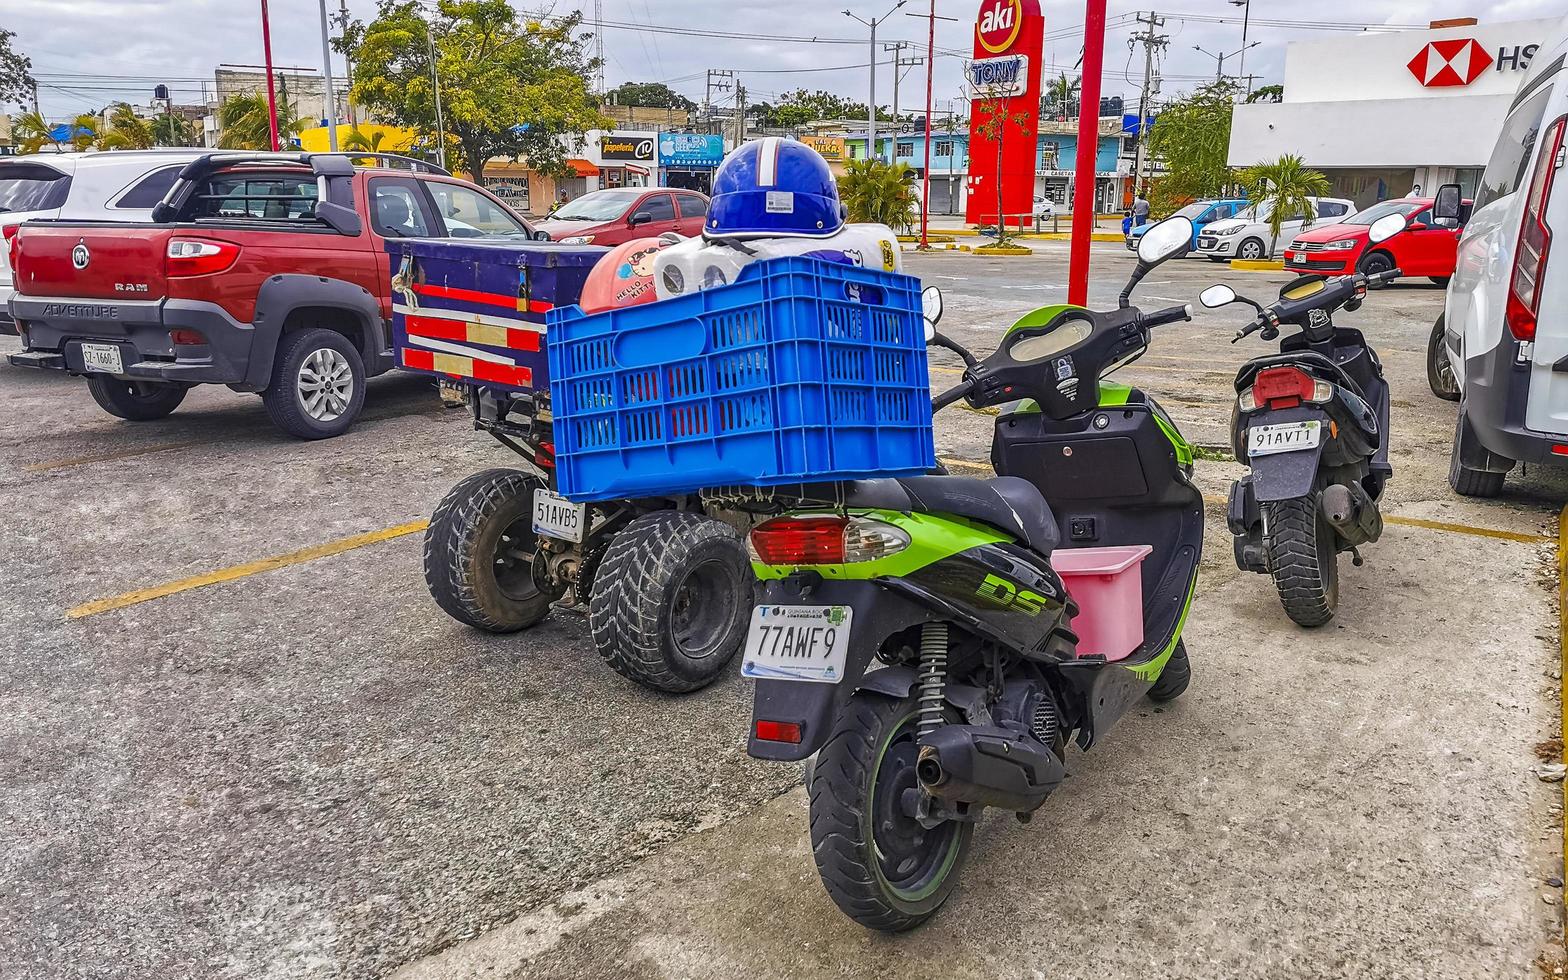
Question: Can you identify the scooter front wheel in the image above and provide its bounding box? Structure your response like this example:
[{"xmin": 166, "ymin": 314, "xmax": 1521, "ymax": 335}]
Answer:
[
  {"xmin": 1263, "ymin": 495, "xmax": 1339, "ymax": 627},
  {"xmin": 810, "ymin": 692, "xmax": 973, "ymax": 932}
]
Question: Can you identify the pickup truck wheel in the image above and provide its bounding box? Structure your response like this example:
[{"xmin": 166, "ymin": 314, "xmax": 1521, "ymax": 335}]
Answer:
[
  {"xmin": 85, "ymin": 376, "xmax": 187, "ymax": 421},
  {"xmin": 424, "ymin": 468, "xmax": 560, "ymax": 633},
  {"xmin": 263, "ymin": 328, "xmax": 365, "ymax": 440}
]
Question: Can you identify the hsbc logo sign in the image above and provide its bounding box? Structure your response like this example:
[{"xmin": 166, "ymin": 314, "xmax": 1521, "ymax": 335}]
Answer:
[{"xmin": 1407, "ymin": 37, "xmax": 1539, "ymax": 88}]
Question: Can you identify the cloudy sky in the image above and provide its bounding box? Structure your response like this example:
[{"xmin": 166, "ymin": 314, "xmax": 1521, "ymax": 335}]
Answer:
[{"xmin": 2, "ymin": 0, "xmax": 1564, "ymax": 121}]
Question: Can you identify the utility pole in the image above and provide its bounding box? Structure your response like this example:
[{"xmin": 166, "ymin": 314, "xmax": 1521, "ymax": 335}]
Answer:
[
  {"xmin": 316, "ymin": 0, "xmax": 340, "ymax": 150},
  {"xmin": 259, "ymin": 0, "xmax": 280, "ymax": 151},
  {"xmin": 1130, "ymin": 11, "xmax": 1167, "ymax": 198},
  {"xmin": 844, "ymin": 0, "xmax": 907, "ymax": 164},
  {"xmin": 334, "ymin": 0, "xmax": 356, "ymax": 127},
  {"xmin": 1067, "ymin": 0, "xmax": 1107, "ymax": 307},
  {"xmin": 734, "ymin": 83, "xmax": 747, "ymax": 145},
  {"xmin": 424, "ymin": 18, "xmax": 446, "ymax": 170},
  {"xmin": 885, "ymin": 43, "xmax": 923, "ymax": 149},
  {"xmin": 704, "ymin": 69, "xmax": 735, "ymax": 139}
]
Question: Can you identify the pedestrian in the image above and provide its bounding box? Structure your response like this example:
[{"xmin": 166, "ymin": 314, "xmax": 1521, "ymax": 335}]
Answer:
[{"xmin": 1132, "ymin": 191, "xmax": 1151, "ymax": 228}]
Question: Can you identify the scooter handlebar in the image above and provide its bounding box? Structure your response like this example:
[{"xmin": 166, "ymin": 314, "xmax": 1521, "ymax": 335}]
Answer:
[
  {"xmin": 932, "ymin": 378, "xmax": 975, "ymax": 410},
  {"xmin": 1140, "ymin": 303, "xmax": 1193, "ymax": 329}
]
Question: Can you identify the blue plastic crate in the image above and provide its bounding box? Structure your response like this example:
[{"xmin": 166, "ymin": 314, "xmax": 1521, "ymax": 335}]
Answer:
[{"xmin": 545, "ymin": 256, "xmax": 936, "ymax": 502}]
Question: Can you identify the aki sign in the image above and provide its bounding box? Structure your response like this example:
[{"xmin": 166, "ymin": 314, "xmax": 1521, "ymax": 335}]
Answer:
[{"xmin": 965, "ymin": 0, "xmax": 1045, "ymax": 227}]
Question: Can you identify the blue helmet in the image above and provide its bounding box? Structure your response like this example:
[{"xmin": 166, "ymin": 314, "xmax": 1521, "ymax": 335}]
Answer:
[{"xmin": 705, "ymin": 137, "xmax": 846, "ymax": 239}]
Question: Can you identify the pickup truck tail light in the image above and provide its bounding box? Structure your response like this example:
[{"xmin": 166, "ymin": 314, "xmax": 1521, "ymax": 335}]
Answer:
[
  {"xmin": 1506, "ymin": 115, "xmax": 1565, "ymax": 342},
  {"xmin": 166, "ymin": 238, "xmax": 240, "ymax": 277},
  {"xmin": 2, "ymin": 223, "xmax": 20, "ymax": 275}
]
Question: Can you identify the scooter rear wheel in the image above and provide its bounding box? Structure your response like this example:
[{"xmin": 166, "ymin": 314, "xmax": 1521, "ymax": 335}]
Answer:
[
  {"xmin": 810, "ymin": 692, "xmax": 973, "ymax": 932},
  {"xmin": 1263, "ymin": 495, "xmax": 1339, "ymax": 627}
]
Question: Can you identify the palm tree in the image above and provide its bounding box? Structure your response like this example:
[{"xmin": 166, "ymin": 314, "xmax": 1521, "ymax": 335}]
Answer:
[
  {"xmin": 150, "ymin": 113, "xmax": 197, "ymax": 147},
  {"xmin": 68, "ymin": 113, "xmax": 99, "ymax": 152},
  {"xmin": 1043, "ymin": 73, "xmax": 1081, "ymax": 120},
  {"xmin": 343, "ymin": 126, "xmax": 387, "ymax": 152},
  {"xmin": 216, "ymin": 89, "xmax": 305, "ymax": 150},
  {"xmin": 1241, "ymin": 154, "xmax": 1331, "ymax": 245},
  {"xmin": 97, "ymin": 103, "xmax": 154, "ymax": 150},
  {"xmin": 839, "ymin": 158, "xmax": 918, "ymax": 232},
  {"xmin": 11, "ymin": 110, "xmax": 61, "ymax": 154}
]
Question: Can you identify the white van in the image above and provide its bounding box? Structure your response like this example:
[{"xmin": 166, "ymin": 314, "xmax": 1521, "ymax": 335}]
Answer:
[
  {"xmin": 1442, "ymin": 19, "xmax": 1568, "ymax": 496},
  {"xmin": 1195, "ymin": 196, "xmax": 1354, "ymax": 262},
  {"xmin": 0, "ymin": 149, "xmax": 207, "ymax": 334}
]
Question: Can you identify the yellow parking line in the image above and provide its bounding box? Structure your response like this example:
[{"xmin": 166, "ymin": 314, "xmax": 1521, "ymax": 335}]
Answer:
[{"xmin": 66, "ymin": 520, "xmax": 428, "ymax": 620}]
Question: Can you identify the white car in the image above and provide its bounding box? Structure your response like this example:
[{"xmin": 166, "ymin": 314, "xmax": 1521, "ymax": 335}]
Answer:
[
  {"xmin": 1195, "ymin": 196, "xmax": 1355, "ymax": 262},
  {"xmin": 0, "ymin": 149, "xmax": 208, "ymax": 334},
  {"xmin": 1032, "ymin": 195, "xmax": 1057, "ymax": 218},
  {"xmin": 1442, "ymin": 17, "xmax": 1568, "ymax": 497}
]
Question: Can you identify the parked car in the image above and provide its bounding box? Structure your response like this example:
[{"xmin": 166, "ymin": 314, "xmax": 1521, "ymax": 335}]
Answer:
[
  {"xmin": 1195, "ymin": 196, "xmax": 1355, "ymax": 262},
  {"xmin": 7, "ymin": 151, "xmax": 543, "ymax": 439},
  {"xmin": 1441, "ymin": 23, "xmax": 1568, "ymax": 497},
  {"xmin": 1032, "ymin": 194, "xmax": 1056, "ymax": 218},
  {"xmin": 1284, "ymin": 197, "xmax": 1469, "ymax": 284},
  {"xmin": 0, "ymin": 149, "xmax": 209, "ymax": 334},
  {"xmin": 1125, "ymin": 197, "xmax": 1248, "ymax": 252},
  {"xmin": 535, "ymin": 187, "xmax": 709, "ymax": 245}
]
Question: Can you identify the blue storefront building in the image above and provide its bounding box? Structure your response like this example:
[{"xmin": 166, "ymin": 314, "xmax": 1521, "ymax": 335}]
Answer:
[{"xmin": 658, "ymin": 132, "xmax": 726, "ymax": 194}]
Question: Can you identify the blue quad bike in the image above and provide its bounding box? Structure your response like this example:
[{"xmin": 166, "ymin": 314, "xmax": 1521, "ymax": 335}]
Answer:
[{"xmin": 730, "ymin": 216, "xmax": 1205, "ymax": 930}]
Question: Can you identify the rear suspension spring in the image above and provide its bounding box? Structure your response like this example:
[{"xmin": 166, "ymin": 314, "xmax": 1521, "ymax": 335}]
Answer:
[{"xmin": 916, "ymin": 622, "xmax": 949, "ymax": 740}]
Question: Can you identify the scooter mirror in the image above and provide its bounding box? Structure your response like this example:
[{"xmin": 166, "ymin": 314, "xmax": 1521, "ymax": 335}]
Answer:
[
  {"xmin": 1136, "ymin": 215, "xmax": 1195, "ymax": 265},
  {"xmin": 1368, "ymin": 212, "xmax": 1406, "ymax": 245},
  {"xmin": 1200, "ymin": 283, "xmax": 1237, "ymax": 309},
  {"xmin": 921, "ymin": 285, "xmax": 944, "ymax": 326},
  {"xmin": 923, "ymin": 319, "xmax": 936, "ymax": 343}
]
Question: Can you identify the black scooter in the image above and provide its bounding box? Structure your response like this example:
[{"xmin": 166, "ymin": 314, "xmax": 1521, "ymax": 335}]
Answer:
[{"xmin": 1201, "ymin": 211, "xmax": 1408, "ymax": 626}]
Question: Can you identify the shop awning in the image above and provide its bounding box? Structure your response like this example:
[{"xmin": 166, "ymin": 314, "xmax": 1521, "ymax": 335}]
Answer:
[{"xmin": 567, "ymin": 159, "xmax": 599, "ymax": 176}]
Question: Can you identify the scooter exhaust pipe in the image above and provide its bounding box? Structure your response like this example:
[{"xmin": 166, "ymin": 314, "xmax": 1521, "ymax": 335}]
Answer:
[
  {"xmin": 1320, "ymin": 482, "xmax": 1383, "ymax": 547},
  {"xmin": 916, "ymin": 724, "xmax": 1066, "ymax": 813}
]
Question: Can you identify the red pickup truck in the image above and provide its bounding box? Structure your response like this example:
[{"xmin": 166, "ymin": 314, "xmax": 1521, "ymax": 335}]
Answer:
[{"xmin": 7, "ymin": 152, "xmax": 545, "ymax": 438}]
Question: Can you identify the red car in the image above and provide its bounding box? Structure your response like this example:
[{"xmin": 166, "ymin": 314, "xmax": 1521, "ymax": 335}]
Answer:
[
  {"xmin": 534, "ymin": 187, "xmax": 709, "ymax": 245},
  {"xmin": 1283, "ymin": 197, "xmax": 1469, "ymax": 285}
]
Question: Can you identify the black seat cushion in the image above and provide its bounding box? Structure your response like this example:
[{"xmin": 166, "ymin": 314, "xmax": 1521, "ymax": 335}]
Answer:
[{"xmin": 843, "ymin": 475, "xmax": 1059, "ymax": 554}]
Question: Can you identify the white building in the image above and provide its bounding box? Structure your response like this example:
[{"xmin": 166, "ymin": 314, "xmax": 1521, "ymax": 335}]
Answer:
[{"xmin": 1229, "ymin": 15, "xmax": 1566, "ymax": 208}]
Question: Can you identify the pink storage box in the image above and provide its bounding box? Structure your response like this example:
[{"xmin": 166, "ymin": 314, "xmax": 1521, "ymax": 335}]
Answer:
[{"xmin": 1050, "ymin": 545, "xmax": 1154, "ymax": 662}]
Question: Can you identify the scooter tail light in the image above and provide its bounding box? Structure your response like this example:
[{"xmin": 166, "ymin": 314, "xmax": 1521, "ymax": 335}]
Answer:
[
  {"xmin": 1506, "ymin": 115, "xmax": 1565, "ymax": 342},
  {"xmin": 1238, "ymin": 387, "xmax": 1257, "ymax": 412},
  {"xmin": 748, "ymin": 515, "xmax": 910, "ymax": 566},
  {"xmin": 1252, "ymin": 366, "xmax": 1318, "ymax": 409},
  {"xmin": 1310, "ymin": 379, "xmax": 1334, "ymax": 403}
]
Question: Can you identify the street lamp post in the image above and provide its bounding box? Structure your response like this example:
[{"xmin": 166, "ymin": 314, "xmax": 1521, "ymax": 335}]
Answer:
[
  {"xmin": 1229, "ymin": 0, "xmax": 1253, "ymax": 95},
  {"xmin": 423, "ymin": 16, "xmax": 447, "ymax": 171},
  {"xmin": 316, "ymin": 0, "xmax": 340, "ymax": 150},
  {"xmin": 843, "ymin": 0, "xmax": 906, "ymax": 164},
  {"xmin": 1193, "ymin": 41, "xmax": 1260, "ymax": 82}
]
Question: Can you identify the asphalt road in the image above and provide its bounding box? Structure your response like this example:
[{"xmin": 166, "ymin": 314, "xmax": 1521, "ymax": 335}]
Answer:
[{"xmin": 1, "ymin": 243, "xmax": 1564, "ymax": 979}]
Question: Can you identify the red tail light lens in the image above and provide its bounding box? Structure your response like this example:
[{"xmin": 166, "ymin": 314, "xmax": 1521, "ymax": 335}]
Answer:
[
  {"xmin": 753, "ymin": 719, "xmax": 803, "ymax": 743},
  {"xmin": 748, "ymin": 515, "xmax": 912, "ymax": 566},
  {"xmin": 1253, "ymin": 366, "xmax": 1315, "ymax": 409},
  {"xmin": 169, "ymin": 329, "xmax": 207, "ymax": 346},
  {"xmin": 166, "ymin": 238, "xmax": 239, "ymax": 277},
  {"xmin": 750, "ymin": 516, "xmax": 849, "ymax": 565},
  {"xmin": 1506, "ymin": 115, "xmax": 1564, "ymax": 342},
  {"xmin": 2, "ymin": 223, "xmax": 21, "ymax": 274}
]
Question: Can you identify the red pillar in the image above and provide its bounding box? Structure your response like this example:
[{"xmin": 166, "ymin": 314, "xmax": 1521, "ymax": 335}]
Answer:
[
  {"xmin": 1067, "ymin": 0, "xmax": 1106, "ymax": 306},
  {"xmin": 919, "ymin": 0, "xmax": 936, "ymax": 249},
  {"xmin": 260, "ymin": 0, "xmax": 281, "ymax": 151}
]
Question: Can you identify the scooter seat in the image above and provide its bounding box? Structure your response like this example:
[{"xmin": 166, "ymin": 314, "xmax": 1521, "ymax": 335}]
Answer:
[{"xmin": 843, "ymin": 475, "xmax": 1060, "ymax": 554}]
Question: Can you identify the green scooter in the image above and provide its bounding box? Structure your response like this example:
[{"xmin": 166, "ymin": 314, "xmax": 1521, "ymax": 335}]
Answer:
[{"xmin": 734, "ymin": 216, "xmax": 1205, "ymax": 930}]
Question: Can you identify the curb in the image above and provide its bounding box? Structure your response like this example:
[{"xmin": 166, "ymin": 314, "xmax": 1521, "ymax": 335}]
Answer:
[
  {"xmin": 897, "ymin": 234, "xmax": 957, "ymax": 244},
  {"xmin": 1230, "ymin": 259, "xmax": 1286, "ymax": 271},
  {"xmin": 974, "ymin": 245, "xmax": 1034, "ymax": 256}
]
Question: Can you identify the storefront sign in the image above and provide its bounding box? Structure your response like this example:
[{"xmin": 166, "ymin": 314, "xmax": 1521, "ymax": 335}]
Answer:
[
  {"xmin": 968, "ymin": 55, "xmax": 1030, "ymax": 97},
  {"xmin": 802, "ymin": 135, "xmax": 846, "ymax": 162},
  {"xmin": 1407, "ymin": 37, "xmax": 1539, "ymax": 87},
  {"xmin": 965, "ymin": 0, "xmax": 1043, "ymax": 226},
  {"xmin": 600, "ymin": 133, "xmax": 656, "ymax": 161},
  {"xmin": 658, "ymin": 132, "xmax": 725, "ymax": 167}
]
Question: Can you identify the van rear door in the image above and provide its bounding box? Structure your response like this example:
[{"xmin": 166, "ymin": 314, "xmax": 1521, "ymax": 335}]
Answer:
[{"xmin": 1520, "ymin": 85, "xmax": 1568, "ymax": 435}]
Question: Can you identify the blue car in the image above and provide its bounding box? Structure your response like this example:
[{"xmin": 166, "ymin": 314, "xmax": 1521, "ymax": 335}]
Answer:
[{"xmin": 1125, "ymin": 198, "xmax": 1249, "ymax": 253}]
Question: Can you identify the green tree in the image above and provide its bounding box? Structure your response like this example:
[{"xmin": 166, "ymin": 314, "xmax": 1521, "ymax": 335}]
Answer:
[
  {"xmin": 1240, "ymin": 153, "xmax": 1331, "ymax": 242},
  {"xmin": 0, "ymin": 30, "xmax": 34, "ymax": 109},
  {"xmin": 11, "ymin": 110, "xmax": 59, "ymax": 153},
  {"xmin": 753, "ymin": 88, "xmax": 881, "ymax": 128},
  {"xmin": 1144, "ymin": 79, "xmax": 1239, "ymax": 212},
  {"xmin": 1041, "ymin": 72, "xmax": 1080, "ymax": 120},
  {"xmin": 1246, "ymin": 84, "xmax": 1283, "ymax": 104},
  {"xmin": 973, "ymin": 95, "xmax": 1034, "ymax": 245},
  {"xmin": 97, "ymin": 103, "xmax": 154, "ymax": 150},
  {"xmin": 839, "ymin": 158, "xmax": 917, "ymax": 232},
  {"xmin": 216, "ymin": 84, "xmax": 306, "ymax": 150},
  {"xmin": 343, "ymin": 126, "xmax": 389, "ymax": 151},
  {"xmin": 342, "ymin": 0, "xmax": 610, "ymax": 185},
  {"xmin": 150, "ymin": 113, "xmax": 198, "ymax": 147},
  {"xmin": 608, "ymin": 81, "xmax": 693, "ymax": 110}
]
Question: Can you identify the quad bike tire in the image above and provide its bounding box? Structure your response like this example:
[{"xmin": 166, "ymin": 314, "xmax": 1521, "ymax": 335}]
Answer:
[
  {"xmin": 1263, "ymin": 494, "xmax": 1339, "ymax": 628},
  {"xmin": 1427, "ymin": 314, "xmax": 1460, "ymax": 401},
  {"xmin": 86, "ymin": 376, "xmax": 187, "ymax": 421},
  {"xmin": 424, "ymin": 468, "xmax": 558, "ymax": 633},
  {"xmin": 1147, "ymin": 640, "xmax": 1192, "ymax": 702},
  {"xmin": 810, "ymin": 691, "xmax": 973, "ymax": 932},
  {"xmin": 588, "ymin": 510, "xmax": 751, "ymax": 693}
]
